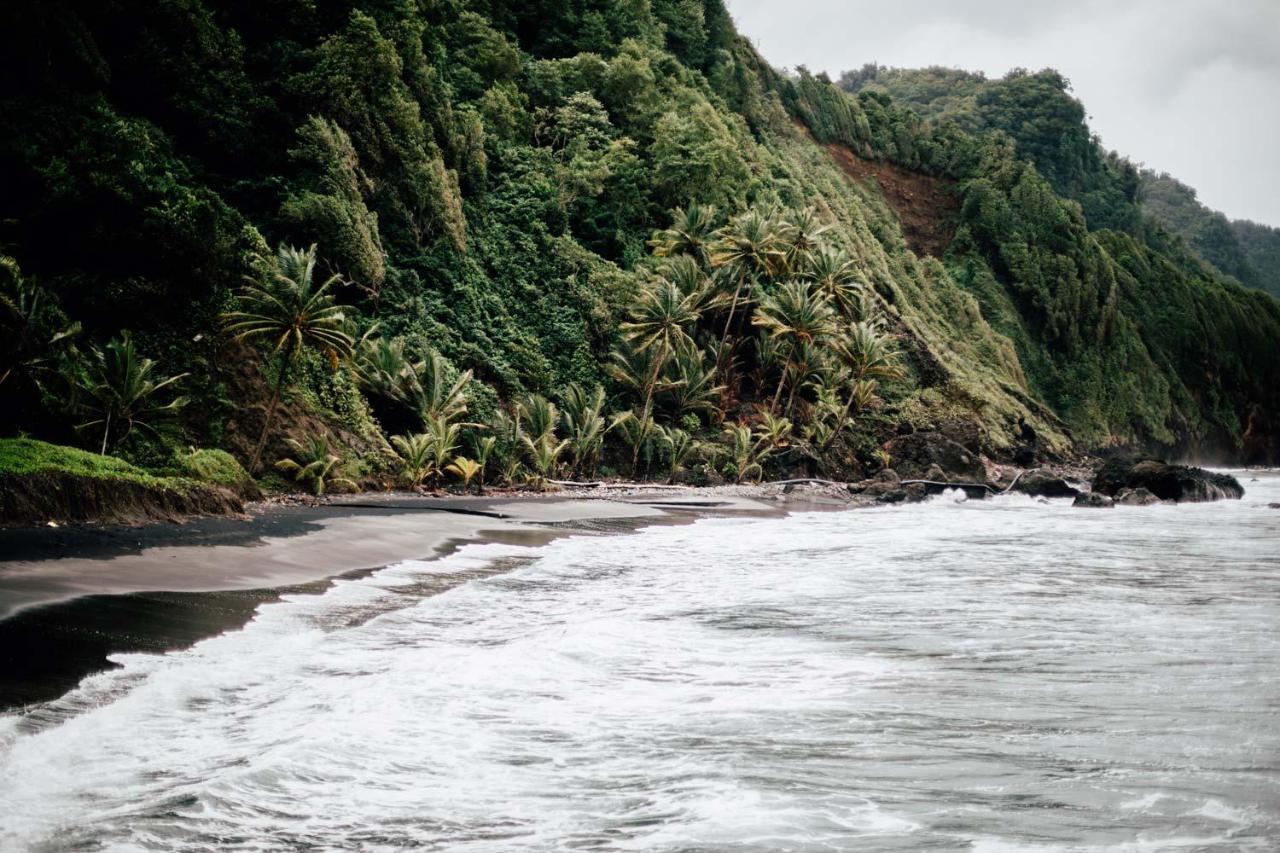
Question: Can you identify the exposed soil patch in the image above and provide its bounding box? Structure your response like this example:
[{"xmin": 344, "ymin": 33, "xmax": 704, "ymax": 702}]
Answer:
[
  {"xmin": 825, "ymin": 144, "xmax": 959, "ymax": 257},
  {"xmin": 0, "ymin": 472, "xmax": 244, "ymax": 527}
]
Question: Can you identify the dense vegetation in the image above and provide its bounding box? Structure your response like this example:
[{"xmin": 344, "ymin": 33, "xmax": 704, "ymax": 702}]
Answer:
[
  {"xmin": 1139, "ymin": 172, "xmax": 1280, "ymax": 300},
  {"xmin": 842, "ymin": 64, "xmax": 1280, "ymax": 301},
  {"xmin": 0, "ymin": 0, "xmax": 1276, "ymax": 507}
]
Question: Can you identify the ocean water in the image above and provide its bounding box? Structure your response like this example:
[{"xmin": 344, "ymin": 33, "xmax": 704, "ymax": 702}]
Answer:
[{"xmin": 2, "ymin": 473, "xmax": 1278, "ymax": 852}]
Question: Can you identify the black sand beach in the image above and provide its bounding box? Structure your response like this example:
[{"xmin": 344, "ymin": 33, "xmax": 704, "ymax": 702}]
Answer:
[{"xmin": 0, "ymin": 490, "xmax": 794, "ymax": 709}]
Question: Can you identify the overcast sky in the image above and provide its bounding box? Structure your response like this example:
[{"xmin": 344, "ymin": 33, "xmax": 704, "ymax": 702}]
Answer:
[{"xmin": 724, "ymin": 0, "xmax": 1280, "ymax": 227}]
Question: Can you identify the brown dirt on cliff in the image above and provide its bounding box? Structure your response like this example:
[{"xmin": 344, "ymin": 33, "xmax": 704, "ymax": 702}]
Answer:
[
  {"xmin": 824, "ymin": 144, "xmax": 959, "ymax": 258},
  {"xmin": 0, "ymin": 472, "xmax": 244, "ymax": 527}
]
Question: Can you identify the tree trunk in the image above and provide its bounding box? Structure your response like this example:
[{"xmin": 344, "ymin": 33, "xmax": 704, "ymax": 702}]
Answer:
[
  {"xmin": 717, "ymin": 271, "xmax": 747, "ymax": 371},
  {"xmin": 250, "ymin": 351, "xmax": 293, "ymax": 474},
  {"xmin": 770, "ymin": 371, "xmax": 787, "ymax": 415},
  {"xmin": 100, "ymin": 411, "xmax": 112, "ymax": 456},
  {"xmin": 634, "ymin": 342, "xmax": 666, "ymax": 474}
]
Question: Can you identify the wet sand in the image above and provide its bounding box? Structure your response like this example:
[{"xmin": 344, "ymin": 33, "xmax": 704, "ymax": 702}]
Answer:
[{"xmin": 0, "ymin": 492, "xmax": 783, "ymax": 709}]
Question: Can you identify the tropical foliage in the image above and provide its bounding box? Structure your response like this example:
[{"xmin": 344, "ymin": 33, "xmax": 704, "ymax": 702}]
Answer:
[{"xmin": 0, "ymin": 0, "xmax": 1276, "ymax": 495}]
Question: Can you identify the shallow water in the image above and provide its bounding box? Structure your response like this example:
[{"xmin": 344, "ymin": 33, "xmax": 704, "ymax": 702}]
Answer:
[{"xmin": 2, "ymin": 473, "xmax": 1278, "ymax": 851}]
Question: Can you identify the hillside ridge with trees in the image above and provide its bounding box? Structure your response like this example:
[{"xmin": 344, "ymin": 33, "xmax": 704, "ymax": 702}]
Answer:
[{"xmin": 1, "ymin": 0, "xmax": 1277, "ymax": 521}]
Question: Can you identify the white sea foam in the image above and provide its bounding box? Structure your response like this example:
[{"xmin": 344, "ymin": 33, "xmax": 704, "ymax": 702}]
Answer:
[{"xmin": 1, "ymin": 473, "xmax": 1278, "ymax": 850}]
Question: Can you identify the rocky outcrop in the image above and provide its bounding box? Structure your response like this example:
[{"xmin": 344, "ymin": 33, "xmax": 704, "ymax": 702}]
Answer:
[
  {"xmin": 1092, "ymin": 459, "xmax": 1243, "ymax": 503},
  {"xmin": 882, "ymin": 431, "xmax": 985, "ymax": 482},
  {"xmin": 848, "ymin": 468, "xmax": 901, "ymax": 497},
  {"xmin": 1012, "ymin": 469, "xmax": 1080, "ymax": 498},
  {"xmin": 1116, "ymin": 487, "xmax": 1161, "ymax": 506},
  {"xmin": 1073, "ymin": 492, "xmax": 1114, "ymax": 508}
]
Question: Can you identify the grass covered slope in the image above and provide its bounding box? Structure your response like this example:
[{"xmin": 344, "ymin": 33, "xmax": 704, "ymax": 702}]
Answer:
[
  {"xmin": 0, "ymin": 0, "xmax": 1276, "ymax": 496},
  {"xmin": 0, "ymin": 439, "xmax": 243, "ymax": 525}
]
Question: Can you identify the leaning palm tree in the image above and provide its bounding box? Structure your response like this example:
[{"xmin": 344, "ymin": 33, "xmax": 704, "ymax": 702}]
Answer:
[
  {"xmin": 649, "ymin": 204, "xmax": 719, "ymax": 267},
  {"xmin": 709, "ymin": 209, "xmax": 786, "ymax": 357},
  {"xmin": 752, "ymin": 280, "xmax": 837, "ymax": 413},
  {"xmin": 803, "ymin": 246, "xmax": 866, "ymax": 319},
  {"xmin": 222, "ymin": 244, "xmax": 354, "ymax": 472},
  {"xmin": 75, "ymin": 332, "xmax": 189, "ymax": 454},
  {"xmin": 620, "ymin": 280, "xmax": 701, "ymax": 420},
  {"xmin": 275, "ymin": 434, "xmax": 356, "ymax": 496}
]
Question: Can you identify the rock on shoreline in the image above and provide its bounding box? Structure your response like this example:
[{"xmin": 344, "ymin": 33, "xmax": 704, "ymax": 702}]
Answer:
[{"xmin": 1092, "ymin": 460, "xmax": 1244, "ymax": 503}]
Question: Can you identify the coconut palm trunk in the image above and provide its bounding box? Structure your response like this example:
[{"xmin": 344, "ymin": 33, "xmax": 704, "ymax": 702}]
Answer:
[
  {"xmin": 250, "ymin": 345, "xmax": 294, "ymax": 473},
  {"xmin": 717, "ymin": 271, "xmax": 747, "ymax": 369}
]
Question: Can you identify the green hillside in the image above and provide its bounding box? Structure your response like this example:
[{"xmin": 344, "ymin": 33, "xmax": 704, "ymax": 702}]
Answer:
[{"xmin": 1, "ymin": 0, "xmax": 1276, "ymax": 498}]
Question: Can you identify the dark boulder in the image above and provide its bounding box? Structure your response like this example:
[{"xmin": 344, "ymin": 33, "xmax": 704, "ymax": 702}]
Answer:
[
  {"xmin": 1092, "ymin": 459, "xmax": 1243, "ymax": 503},
  {"xmin": 849, "ymin": 468, "xmax": 900, "ymax": 497},
  {"xmin": 1116, "ymin": 487, "xmax": 1161, "ymax": 506},
  {"xmin": 883, "ymin": 431, "xmax": 985, "ymax": 482},
  {"xmin": 877, "ymin": 489, "xmax": 908, "ymax": 504},
  {"xmin": 1073, "ymin": 492, "xmax": 1114, "ymax": 508},
  {"xmin": 1012, "ymin": 469, "xmax": 1080, "ymax": 498}
]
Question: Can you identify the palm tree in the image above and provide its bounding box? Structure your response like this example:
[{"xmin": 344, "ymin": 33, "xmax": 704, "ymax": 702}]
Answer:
[
  {"xmin": 803, "ymin": 246, "xmax": 866, "ymax": 319},
  {"xmin": 409, "ymin": 348, "xmax": 472, "ymax": 425},
  {"xmin": 650, "ymin": 204, "xmax": 719, "ymax": 267},
  {"xmin": 609, "ymin": 408, "xmax": 658, "ymax": 479},
  {"xmin": 754, "ymin": 411, "xmax": 793, "ymax": 455},
  {"xmin": 390, "ymin": 432, "xmax": 434, "ymax": 488},
  {"xmin": 423, "ymin": 414, "xmax": 463, "ymax": 485},
  {"xmin": 780, "ymin": 207, "xmax": 829, "ymax": 274},
  {"xmin": 517, "ymin": 394, "xmax": 558, "ymax": 442},
  {"xmin": 275, "ymin": 434, "xmax": 355, "ymax": 496},
  {"xmin": 659, "ymin": 339, "xmax": 723, "ymax": 423},
  {"xmin": 752, "ymin": 280, "xmax": 837, "ymax": 413},
  {"xmin": 723, "ymin": 423, "xmax": 765, "ymax": 484},
  {"xmin": 560, "ymin": 383, "xmax": 607, "ymax": 478},
  {"xmin": 780, "ymin": 340, "xmax": 831, "ymax": 419},
  {"xmin": 827, "ymin": 319, "xmax": 903, "ymax": 442},
  {"xmin": 75, "ymin": 332, "xmax": 189, "ymax": 454},
  {"xmin": 620, "ymin": 280, "xmax": 701, "ymax": 421},
  {"xmin": 1, "ymin": 257, "xmax": 80, "ymax": 393},
  {"xmin": 657, "ymin": 425, "xmax": 695, "ymax": 484},
  {"xmin": 446, "ymin": 457, "xmax": 483, "ymax": 494},
  {"xmin": 656, "ymin": 255, "xmax": 712, "ymax": 307},
  {"xmin": 353, "ymin": 334, "xmax": 416, "ymax": 406},
  {"xmin": 471, "ymin": 434, "xmax": 496, "ymax": 494},
  {"xmin": 709, "ymin": 209, "xmax": 785, "ymax": 356},
  {"xmin": 222, "ymin": 244, "xmax": 354, "ymax": 472}
]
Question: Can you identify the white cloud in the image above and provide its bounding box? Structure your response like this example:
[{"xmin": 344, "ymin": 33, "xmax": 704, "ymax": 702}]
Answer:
[{"xmin": 724, "ymin": 0, "xmax": 1280, "ymax": 225}]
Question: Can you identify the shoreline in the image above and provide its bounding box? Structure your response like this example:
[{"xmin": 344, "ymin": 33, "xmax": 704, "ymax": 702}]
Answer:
[{"xmin": 0, "ymin": 487, "xmax": 831, "ymax": 710}]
